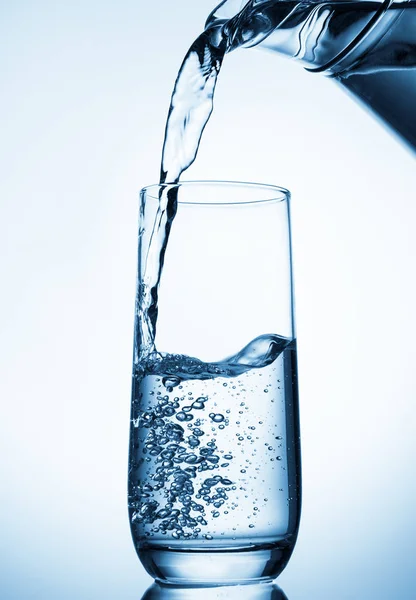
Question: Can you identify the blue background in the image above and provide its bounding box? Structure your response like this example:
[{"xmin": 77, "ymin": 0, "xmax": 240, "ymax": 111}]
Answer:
[{"xmin": 1, "ymin": 1, "xmax": 415, "ymax": 598}]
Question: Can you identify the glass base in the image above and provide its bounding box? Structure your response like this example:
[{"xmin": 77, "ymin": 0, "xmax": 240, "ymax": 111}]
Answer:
[{"xmin": 139, "ymin": 543, "xmax": 293, "ymax": 586}]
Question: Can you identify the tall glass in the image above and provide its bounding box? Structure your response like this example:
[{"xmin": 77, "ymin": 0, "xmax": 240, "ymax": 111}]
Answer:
[{"xmin": 128, "ymin": 181, "xmax": 301, "ymax": 586}]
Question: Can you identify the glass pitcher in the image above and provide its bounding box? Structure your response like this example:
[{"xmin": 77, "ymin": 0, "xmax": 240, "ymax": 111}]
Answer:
[{"xmin": 206, "ymin": 0, "xmax": 416, "ymax": 151}]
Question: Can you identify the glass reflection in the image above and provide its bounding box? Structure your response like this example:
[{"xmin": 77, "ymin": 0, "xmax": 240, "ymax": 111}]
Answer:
[{"xmin": 141, "ymin": 581, "xmax": 288, "ymax": 600}]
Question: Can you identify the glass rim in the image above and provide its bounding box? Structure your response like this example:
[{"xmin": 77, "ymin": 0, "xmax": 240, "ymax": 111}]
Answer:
[{"xmin": 140, "ymin": 180, "xmax": 290, "ymax": 206}]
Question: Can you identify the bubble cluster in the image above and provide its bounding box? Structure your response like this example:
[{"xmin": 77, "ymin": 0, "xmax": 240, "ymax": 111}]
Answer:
[
  {"xmin": 129, "ymin": 338, "xmax": 294, "ymax": 543},
  {"xmin": 129, "ymin": 378, "xmax": 239, "ymax": 540}
]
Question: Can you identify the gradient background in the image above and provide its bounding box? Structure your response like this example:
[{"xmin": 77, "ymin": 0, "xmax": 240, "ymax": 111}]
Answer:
[{"xmin": 1, "ymin": 1, "xmax": 415, "ymax": 599}]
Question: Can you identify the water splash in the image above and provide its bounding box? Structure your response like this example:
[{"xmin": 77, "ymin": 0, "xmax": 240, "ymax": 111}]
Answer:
[{"xmin": 136, "ymin": 333, "xmax": 292, "ymax": 380}]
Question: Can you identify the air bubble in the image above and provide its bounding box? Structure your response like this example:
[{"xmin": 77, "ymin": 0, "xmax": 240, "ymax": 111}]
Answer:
[
  {"xmin": 176, "ymin": 412, "xmax": 193, "ymax": 422},
  {"xmin": 191, "ymin": 400, "xmax": 205, "ymax": 410},
  {"xmin": 209, "ymin": 413, "xmax": 224, "ymax": 423},
  {"xmin": 162, "ymin": 376, "xmax": 181, "ymax": 389},
  {"xmin": 187, "ymin": 435, "xmax": 200, "ymax": 448},
  {"xmin": 185, "ymin": 454, "xmax": 200, "ymax": 464}
]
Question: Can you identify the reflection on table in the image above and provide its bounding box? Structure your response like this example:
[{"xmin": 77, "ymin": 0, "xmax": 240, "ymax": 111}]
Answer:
[{"xmin": 141, "ymin": 581, "xmax": 288, "ymax": 600}]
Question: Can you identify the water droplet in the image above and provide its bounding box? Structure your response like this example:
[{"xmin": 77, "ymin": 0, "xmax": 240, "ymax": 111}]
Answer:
[{"xmin": 249, "ymin": 524, "xmax": 255, "ymax": 529}]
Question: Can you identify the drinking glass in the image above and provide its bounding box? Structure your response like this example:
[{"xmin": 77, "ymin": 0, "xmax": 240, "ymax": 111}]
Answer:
[{"xmin": 129, "ymin": 181, "xmax": 301, "ymax": 586}]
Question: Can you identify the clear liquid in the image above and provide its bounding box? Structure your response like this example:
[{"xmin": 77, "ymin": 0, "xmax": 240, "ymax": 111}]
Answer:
[{"xmin": 129, "ymin": 336, "xmax": 300, "ymax": 580}]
